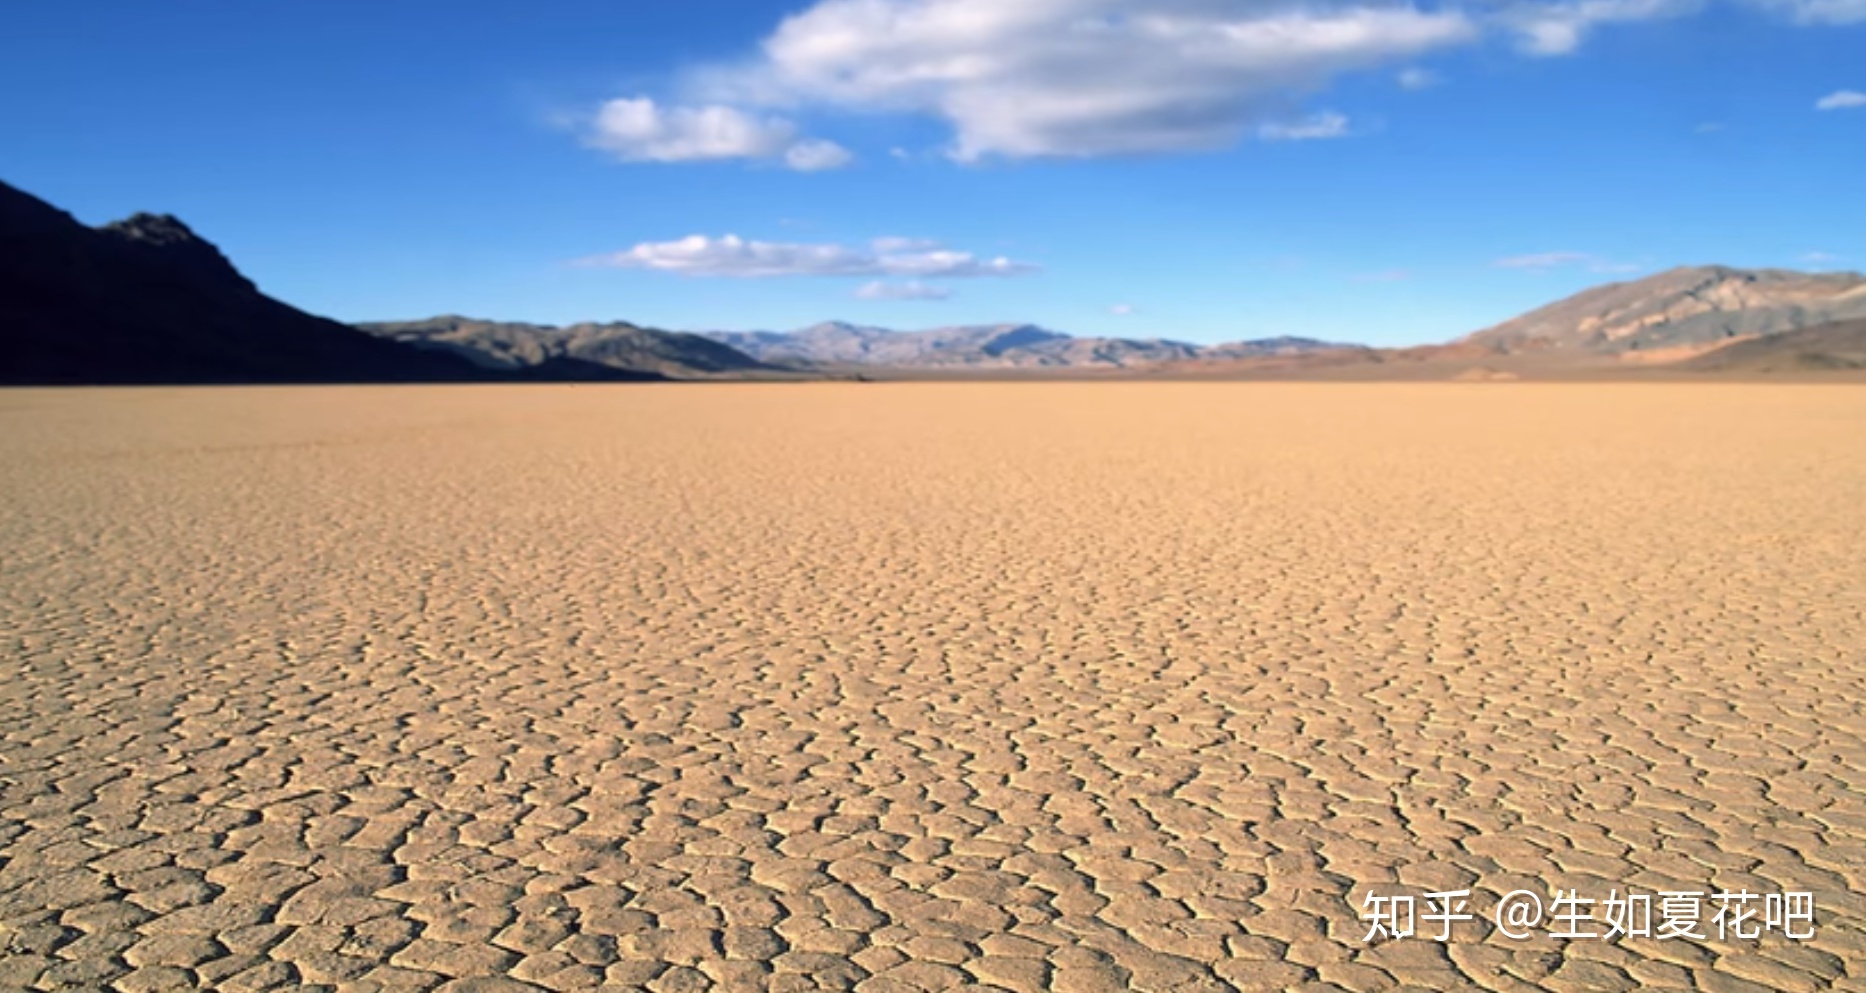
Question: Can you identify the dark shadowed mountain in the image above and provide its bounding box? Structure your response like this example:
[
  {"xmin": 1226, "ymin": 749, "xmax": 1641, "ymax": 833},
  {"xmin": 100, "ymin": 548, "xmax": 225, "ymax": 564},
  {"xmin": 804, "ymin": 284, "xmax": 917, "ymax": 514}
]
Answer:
[
  {"xmin": 1460, "ymin": 265, "xmax": 1866, "ymax": 357},
  {"xmin": 705, "ymin": 321, "xmax": 1357, "ymax": 369},
  {"xmin": 0, "ymin": 179, "xmax": 520, "ymax": 385},
  {"xmin": 358, "ymin": 316, "xmax": 776, "ymax": 379}
]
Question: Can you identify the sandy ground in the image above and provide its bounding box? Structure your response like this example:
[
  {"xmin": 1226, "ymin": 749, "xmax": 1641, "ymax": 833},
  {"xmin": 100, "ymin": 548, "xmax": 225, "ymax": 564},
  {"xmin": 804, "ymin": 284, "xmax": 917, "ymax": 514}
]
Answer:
[{"xmin": 1, "ymin": 383, "xmax": 1862, "ymax": 993}]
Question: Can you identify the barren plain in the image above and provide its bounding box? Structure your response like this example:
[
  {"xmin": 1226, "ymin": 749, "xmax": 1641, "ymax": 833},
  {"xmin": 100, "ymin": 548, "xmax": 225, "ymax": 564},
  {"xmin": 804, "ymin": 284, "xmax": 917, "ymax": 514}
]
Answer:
[{"xmin": 1, "ymin": 383, "xmax": 1863, "ymax": 993}]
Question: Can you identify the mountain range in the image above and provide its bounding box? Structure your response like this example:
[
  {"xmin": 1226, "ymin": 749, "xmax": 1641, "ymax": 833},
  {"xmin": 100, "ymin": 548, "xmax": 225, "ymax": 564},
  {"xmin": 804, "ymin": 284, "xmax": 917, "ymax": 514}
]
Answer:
[
  {"xmin": 4, "ymin": 177, "xmax": 1864, "ymax": 384},
  {"xmin": 702, "ymin": 322, "xmax": 1356, "ymax": 369}
]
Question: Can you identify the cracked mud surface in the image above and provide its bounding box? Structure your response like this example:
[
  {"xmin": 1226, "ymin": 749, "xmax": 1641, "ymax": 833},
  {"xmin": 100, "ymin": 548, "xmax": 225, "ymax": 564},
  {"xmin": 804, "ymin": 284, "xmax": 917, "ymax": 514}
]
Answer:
[{"xmin": 1, "ymin": 383, "xmax": 1862, "ymax": 992}]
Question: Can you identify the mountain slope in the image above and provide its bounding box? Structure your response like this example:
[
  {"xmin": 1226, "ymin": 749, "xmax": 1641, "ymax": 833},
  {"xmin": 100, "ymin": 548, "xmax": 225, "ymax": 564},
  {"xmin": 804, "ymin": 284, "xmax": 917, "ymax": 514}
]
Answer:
[
  {"xmin": 359, "ymin": 316, "xmax": 773, "ymax": 379},
  {"xmin": 1461, "ymin": 265, "xmax": 1866, "ymax": 356},
  {"xmin": 1681, "ymin": 317, "xmax": 1866, "ymax": 372},
  {"xmin": 0, "ymin": 179, "xmax": 501, "ymax": 385},
  {"xmin": 705, "ymin": 321, "xmax": 1355, "ymax": 369}
]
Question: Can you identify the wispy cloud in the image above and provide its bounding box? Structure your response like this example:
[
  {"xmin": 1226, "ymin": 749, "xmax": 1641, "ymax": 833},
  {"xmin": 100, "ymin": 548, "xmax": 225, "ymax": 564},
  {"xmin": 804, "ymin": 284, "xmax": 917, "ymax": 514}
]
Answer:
[
  {"xmin": 1801, "ymin": 251, "xmax": 1843, "ymax": 264},
  {"xmin": 1694, "ymin": 121, "xmax": 1726, "ymax": 133},
  {"xmin": 784, "ymin": 138, "xmax": 854, "ymax": 171},
  {"xmin": 1747, "ymin": 0, "xmax": 1866, "ymax": 24},
  {"xmin": 1495, "ymin": 251, "xmax": 1640, "ymax": 274},
  {"xmin": 1109, "ymin": 303, "xmax": 1137, "ymax": 316},
  {"xmin": 1397, "ymin": 68, "xmax": 1442, "ymax": 90},
  {"xmin": 1500, "ymin": 0, "xmax": 1700, "ymax": 56},
  {"xmin": 855, "ymin": 280, "xmax": 951, "ymax": 300},
  {"xmin": 1258, "ymin": 112, "xmax": 1352, "ymax": 142},
  {"xmin": 871, "ymin": 237, "xmax": 940, "ymax": 254},
  {"xmin": 582, "ymin": 235, "xmax": 1039, "ymax": 279},
  {"xmin": 580, "ymin": 97, "xmax": 850, "ymax": 170},
  {"xmin": 1353, "ymin": 269, "xmax": 1412, "ymax": 283},
  {"xmin": 1495, "ymin": 251, "xmax": 1591, "ymax": 270},
  {"xmin": 1815, "ymin": 89, "xmax": 1866, "ymax": 110}
]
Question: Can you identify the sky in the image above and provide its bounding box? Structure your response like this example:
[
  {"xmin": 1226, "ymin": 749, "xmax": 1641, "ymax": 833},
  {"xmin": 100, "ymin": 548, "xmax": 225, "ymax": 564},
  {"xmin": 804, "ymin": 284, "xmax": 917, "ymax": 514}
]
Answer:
[{"xmin": 1, "ymin": 1, "xmax": 1861, "ymax": 346}]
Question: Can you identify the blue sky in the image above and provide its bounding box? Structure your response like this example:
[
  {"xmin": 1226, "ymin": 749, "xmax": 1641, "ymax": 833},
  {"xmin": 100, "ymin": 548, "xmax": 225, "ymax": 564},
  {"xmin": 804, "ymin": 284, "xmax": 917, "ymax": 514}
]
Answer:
[{"xmin": 2, "ymin": 1, "xmax": 1861, "ymax": 346}]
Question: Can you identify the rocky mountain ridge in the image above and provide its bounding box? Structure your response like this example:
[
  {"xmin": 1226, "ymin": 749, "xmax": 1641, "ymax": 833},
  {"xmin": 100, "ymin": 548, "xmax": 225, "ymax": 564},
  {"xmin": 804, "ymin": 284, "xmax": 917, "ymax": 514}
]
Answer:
[
  {"xmin": 1461, "ymin": 265, "xmax": 1866, "ymax": 357},
  {"xmin": 705, "ymin": 321, "xmax": 1358, "ymax": 369},
  {"xmin": 358, "ymin": 316, "xmax": 776, "ymax": 380}
]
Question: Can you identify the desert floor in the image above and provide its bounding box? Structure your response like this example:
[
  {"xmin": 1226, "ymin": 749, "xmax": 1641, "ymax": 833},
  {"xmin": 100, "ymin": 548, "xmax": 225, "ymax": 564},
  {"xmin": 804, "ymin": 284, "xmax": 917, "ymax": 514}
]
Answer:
[{"xmin": 1, "ymin": 383, "xmax": 1862, "ymax": 993}]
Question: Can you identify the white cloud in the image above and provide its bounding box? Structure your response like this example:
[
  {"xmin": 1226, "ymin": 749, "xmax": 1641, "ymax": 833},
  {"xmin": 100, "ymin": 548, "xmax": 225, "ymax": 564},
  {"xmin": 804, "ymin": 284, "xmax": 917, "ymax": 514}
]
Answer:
[
  {"xmin": 1109, "ymin": 303, "xmax": 1136, "ymax": 315},
  {"xmin": 586, "ymin": 98, "xmax": 790, "ymax": 161},
  {"xmin": 1353, "ymin": 269, "xmax": 1412, "ymax": 282},
  {"xmin": 1801, "ymin": 251, "xmax": 1842, "ymax": 264},
  {"xmin": 583, "ymin": 96, "xmax": 850, "ymax": 170},
  {"xmin": 785, "ymin": 138, "xmax": 855, "ymax": 170},
  {"xmin": 855, "ymin": 279, "xmax": 952, "ymax": 300},
  {"xmin": 1259, "ymin": 111, "xmax": 1351, "ymax": 141},
  {"xmin": 1495, "ymin": 251, "xmax": 1640, "ymax": 273},
  {"xmin": 577, "ymin": 0, "xmax": 1860, "ymax": 166},
  {"xmin": 703, "ymin": 0, "xmax": 1477, "ymax": 159},
  {"xmin": 1501, "ymin": 0, "xmax": 1699, "ymax": 56},
  {"xmin": 1815, "ymin": 89, "xmax": 1866, "ymax": 110},
  {"xmin": 584, "ymin": 235, "xmax": 1039, "ymax": 278}
]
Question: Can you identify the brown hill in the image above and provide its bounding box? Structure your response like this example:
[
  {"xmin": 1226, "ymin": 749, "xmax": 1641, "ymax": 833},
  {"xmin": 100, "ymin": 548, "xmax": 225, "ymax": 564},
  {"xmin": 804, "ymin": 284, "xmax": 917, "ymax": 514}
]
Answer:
[{"xmin": 1460, "ymin": 265, "xmax": 1866, "ymax": 357}]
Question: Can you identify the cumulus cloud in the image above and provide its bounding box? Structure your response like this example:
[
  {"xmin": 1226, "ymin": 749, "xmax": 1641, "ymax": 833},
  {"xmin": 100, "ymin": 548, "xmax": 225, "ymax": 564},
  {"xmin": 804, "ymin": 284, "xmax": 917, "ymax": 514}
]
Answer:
[
  {"xmin": 702, "ymin": 0, "xmax": 1477, "ymax": 159},
  {"xmin": 1815, "ymin": 89, "xmax": 1866, "ymax": 110},
  {"xmin": 583, "ymin": 96, "xmax": 851, "ymax": 169},
  {"xmin": 575, "ymin": 0, "xmax": 1860, "ymax": 166},
  {"xmin": 855, "ymin": 279, "xmax": 953, "ymax": 300},
  {"xmin": 1495, "ymin": 251, "xmax": 1639, "ymax": 273},
  {"xmin": 583, "ymin": 235, "xmax": 1038, "ymax": 279},
  {"xmin": 1259, "ymin": 112, "xmax": 1351, "ymax": 141}
]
